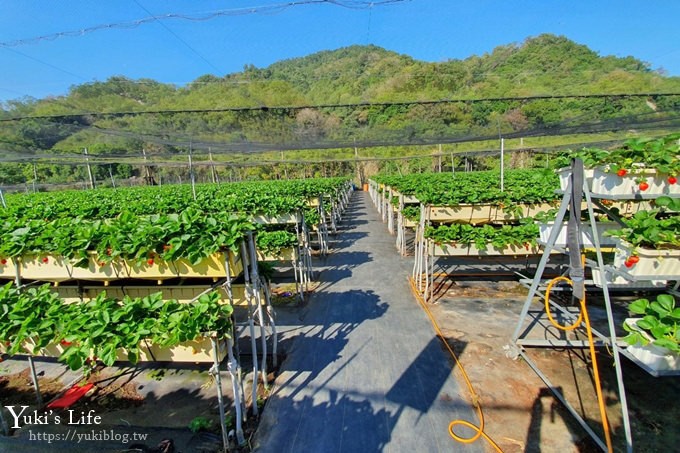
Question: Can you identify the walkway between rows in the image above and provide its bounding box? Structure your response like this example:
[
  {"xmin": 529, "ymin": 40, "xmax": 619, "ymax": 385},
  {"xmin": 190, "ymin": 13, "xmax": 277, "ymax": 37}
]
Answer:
[{"xmin": 253, "ymin": 191, "xmax": 482, "ymax": 452}]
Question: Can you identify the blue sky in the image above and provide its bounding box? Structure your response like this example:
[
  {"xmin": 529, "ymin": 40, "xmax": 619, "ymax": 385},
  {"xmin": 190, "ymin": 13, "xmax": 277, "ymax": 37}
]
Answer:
[{"xmin": 1, "ymin": 0, "xmax": 679, "ymax": 103}]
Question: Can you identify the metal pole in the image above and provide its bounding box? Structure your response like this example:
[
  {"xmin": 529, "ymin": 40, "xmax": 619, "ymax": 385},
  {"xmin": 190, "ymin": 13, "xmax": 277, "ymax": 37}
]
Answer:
[
  {"xmin": 209, "ymin": 149, "xmax": 217, "ymax": 184},
  {"xmin": 438, "ymin": 144, "xmax": 442, "ymax": 172},
  {"xmin": 142, "ymin": 148, "xmax": 153, "ymax": 185},
  {"xmin": 240, "ymin": 241, "xmax": 259, "ymax": 416},
  {"xmin": 108, "ymin": 165, "xmax": 116, "ymax": 189},
  {"xmin": 210, "ymin": 337, "xmax": 230, "ymax": 453},
  {"xmin": 247, "ymin": 232, "xmax": 268, "ymax": 388},
  {"xmin": 500, "ymin": 138, "xmax": 505, "ymax": 192},
  {"xmin": 188, "ymin": 144, "xmax": 196, "ymax": 201},
  {"xmin": 0, "ymin": 188, "xmax": 6, "ymax": 208},
  {"xmin": 32, "ymin": 162, "xmax": 38, "ymax": 193},
  {"xmin": 84, "ymin": 148, "xmax": 95, "ymax": 189},
  {"xmin": 27, "ymin": 356, "xmax": 43, "ymax": 406}
]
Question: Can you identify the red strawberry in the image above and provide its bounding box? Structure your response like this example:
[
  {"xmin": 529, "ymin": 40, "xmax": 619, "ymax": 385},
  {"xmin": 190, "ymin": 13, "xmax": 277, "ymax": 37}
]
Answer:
[
  {"xmin": 42, "ymin": 257, "xmax": 49, "ymax": 264},
  {"xmin": 0, "ymin": 259, "xmax": 6, "ymax": 265},
  {"xmin": 638, "ymin": 181, "xmax": 649, "ymax": 191},
  {"xmin": 147, "ymin": 258, "xmax": 154, "ymax": 266},
  {"xmin": 624, "ymin": 259, "xmax": 634, "ymax": 268},
  {"xmin": 669, "ymin": 176, "xmax": 678, "ymax": 185},
  {"xmin": 628, "ymin": 255, "xmax": 640, "ymax": 264},
  {"xmin": 60, "ymin": 340, "xmax": 72, "ymax": 347},
  {"xmin": 617, "ymin": 169, "xmax": 627, "ymax": 177}
]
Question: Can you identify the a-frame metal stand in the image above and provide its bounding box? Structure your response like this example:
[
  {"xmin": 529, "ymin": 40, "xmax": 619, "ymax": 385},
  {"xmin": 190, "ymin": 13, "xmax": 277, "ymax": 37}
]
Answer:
[{"xmin": 507, "ymin": 160, "xmax": 633, "ymax": 453}]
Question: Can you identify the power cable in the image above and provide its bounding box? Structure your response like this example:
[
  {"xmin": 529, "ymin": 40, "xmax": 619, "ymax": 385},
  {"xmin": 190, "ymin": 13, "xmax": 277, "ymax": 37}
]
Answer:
[
  {"xmin": 0, "ymin": 0, "xmax": 409, "ymax": 48},
  {"xmin": 2, "ymin": 92, "xmax": 677, "ymax": 122},
  {"xmin": 2, "ymin": 107, "xmax": 678, "ymax": 159},
  {"xmin": 131, "ymin": 0, "xmax": 223, "ymax": 75}
]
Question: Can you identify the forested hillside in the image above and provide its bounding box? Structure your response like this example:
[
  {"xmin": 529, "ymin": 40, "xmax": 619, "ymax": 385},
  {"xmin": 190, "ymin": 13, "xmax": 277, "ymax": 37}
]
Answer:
[{"xmin": 1, "ymin": 34, "xmax": 679, "ymax": 185}]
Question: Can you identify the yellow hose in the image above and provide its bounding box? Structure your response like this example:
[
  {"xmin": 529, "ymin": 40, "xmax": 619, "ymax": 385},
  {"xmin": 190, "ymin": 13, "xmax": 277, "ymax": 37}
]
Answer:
[
  {"xmin": 408, "ymin": 277, "xmax": 503, "ymax": 452},
  {"xmin": 544, "ymin": 276, "xmax": 583, "ymax": 331},
  {"xmin": 544, "ymin": 275, "xmax": 614, "ymax": 453}
]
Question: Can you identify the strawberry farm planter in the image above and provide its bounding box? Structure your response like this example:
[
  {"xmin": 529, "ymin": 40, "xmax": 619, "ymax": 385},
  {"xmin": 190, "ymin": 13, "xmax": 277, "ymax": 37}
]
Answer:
[
  {"xmin": 256, "ymin": 247, "xmax": 296, "ymax": 262},
  {"xmin": 1, "ymin": 338, "xmax": 226, "ymax": 364},
  {"xmin": 428, "ymin": 205, "xmax": 495, "ymax": 223},
  {"xmin": 612, "ymin": 240, "xmax": 680, "ymax": 280},
  {"xmin": 558, "ymin": 167, "xmax": 595, "ymax": 192},
  {"xmin": 430, "ymin": 242, "xmax": 541, "ymax": 257},
  {"xmin": 0, "ymin": 258, "xmax": 17, "ymax": 278},
  {"xmin": 623, "ymin": 319, "xmax": 680, "ymax": 372},
  {"xmin": 591, "ymin": 167, "xmax": 680, "ymax": 197},
  {"xmin": 115, "ymin": 337, "xmax": 227, "ymax": 363},
  {"xmin": 251, "ymin": 213, "xmax": 299, "ymax": 225},
  {"xmin": 0, "ymin": 252, "xmax": 243, "ymax": 282},
  {"xmin": 122, "ymin": 252, "xmax": 243, "ymax": 280},
  {"xmin": 558, "ymin": 166, "xmax": 680, "ymax": 197},
  {"xmin": 537, "ymin": 221, "xmax": 620, "ymax": 247},
  {"xmin": 428, "ymin": 203, "xmax": 553, "ymax": 224}
]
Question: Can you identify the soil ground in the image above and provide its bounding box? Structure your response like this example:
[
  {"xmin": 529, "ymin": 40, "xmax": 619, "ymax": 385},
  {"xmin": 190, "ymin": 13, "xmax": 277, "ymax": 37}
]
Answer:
[{"xmin": 408, "ymin": 260, "xmax": 680, "ymax": 453}]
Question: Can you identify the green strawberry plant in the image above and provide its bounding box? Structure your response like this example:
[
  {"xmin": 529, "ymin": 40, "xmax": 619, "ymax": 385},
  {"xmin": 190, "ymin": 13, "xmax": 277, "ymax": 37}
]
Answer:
[
  {"xmin": 555, "ymin": 133, "xmax": 680, "ymax": 179},
  {"xmin": 604, "ymin": 210, "xmax": 680, "ymax": 249},
  {"xmin": 623, "ymin": 294, "xmax": 680, "ymax": 354},
  {"xmin": 0, "ymin": 284, "xmax": 233, "ymax": 373},
  {"xmin": 424, "ymin": 222, "xmax": 539, "ymax": 250},
  {"xmin": 256, "ymin": 230, "xmax": 298, "ymax": 256},
  {"xmin": 374, "ymin": 169, "xmax": 560, "ymax": 209}
]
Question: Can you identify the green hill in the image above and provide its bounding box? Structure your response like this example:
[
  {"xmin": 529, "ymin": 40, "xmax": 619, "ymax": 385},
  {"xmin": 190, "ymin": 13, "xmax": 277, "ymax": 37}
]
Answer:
[{"xmin": 1, "ymin": 34, "xmax": 680, "ymax": 184}]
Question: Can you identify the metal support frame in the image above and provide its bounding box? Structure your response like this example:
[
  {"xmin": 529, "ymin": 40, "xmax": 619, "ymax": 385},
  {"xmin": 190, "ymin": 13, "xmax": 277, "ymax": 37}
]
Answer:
[
  {"xmin": 509, "ymin": 163, "xmax": 633, "ymax": 453},
  {"xmin": 240, "ymin": 240, "xmax": 261, "ymax": 416}
]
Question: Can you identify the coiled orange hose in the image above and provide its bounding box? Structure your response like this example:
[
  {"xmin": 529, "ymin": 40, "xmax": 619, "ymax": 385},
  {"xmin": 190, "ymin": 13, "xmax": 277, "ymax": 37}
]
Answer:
[{"xmin": 408, "ymin": 276, "xmax": 503, "ymax": 452}]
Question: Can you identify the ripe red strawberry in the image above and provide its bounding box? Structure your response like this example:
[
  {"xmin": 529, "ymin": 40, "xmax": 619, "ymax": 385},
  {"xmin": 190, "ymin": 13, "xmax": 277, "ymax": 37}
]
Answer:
[
  {"xmin": 616, "ymin": 169, "xmax": 627, "ymax": 177},
  {"xmin": 0, "ymin": 259, "xmax": 6, "ymax": 265},
  {"xmin": 638, "ymin": 181, "xmax": 649, "ymax": 191},
  {"xmin": 60, "ymin": 340, "xmax": 72, "ymax": 347},
  {"xmin": 624, "ymin": 259, "xmax": 634, "ymax": 268},
  {"xmin": 669, "ymin": 176, "xmax": 678, "ymax": 185},
  {"xmin": 42, "ymin": 257, "xmax": 49, "ymax": 264},
  {"xmin": 628, "ymin": 255, "xmax": 640, "ymax": 264},
  {"xmin": 147, "ymin": 258, "xmax": 154, "ymax": 265}
]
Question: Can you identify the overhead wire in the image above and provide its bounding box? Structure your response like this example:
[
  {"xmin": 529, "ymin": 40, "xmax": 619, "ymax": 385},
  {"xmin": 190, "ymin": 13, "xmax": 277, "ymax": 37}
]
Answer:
[
  {"xmin": 2, "ymin": 92, "xmax": 678, "ymax": 122},
  {"xmin": 130, "ymin": 0, "xmax": 223, "ymax": 75},
  {"xmin": 1, "ymin": 105, "xmax": 679, "ymax": 161},
  {"xmin": 0, "ymin": 0, "xmax": 410, "ymax": 48}
]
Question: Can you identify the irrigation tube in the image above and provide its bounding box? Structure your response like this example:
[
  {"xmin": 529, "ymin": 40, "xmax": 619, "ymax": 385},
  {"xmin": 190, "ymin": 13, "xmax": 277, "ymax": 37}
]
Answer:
[
  {"xmin": 543, "ymin": 275, "xmax": 613, "ymax": 453},
  {"xmin": 408, "ymin": 277, "xmax": 502, "ymax": 452}
]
